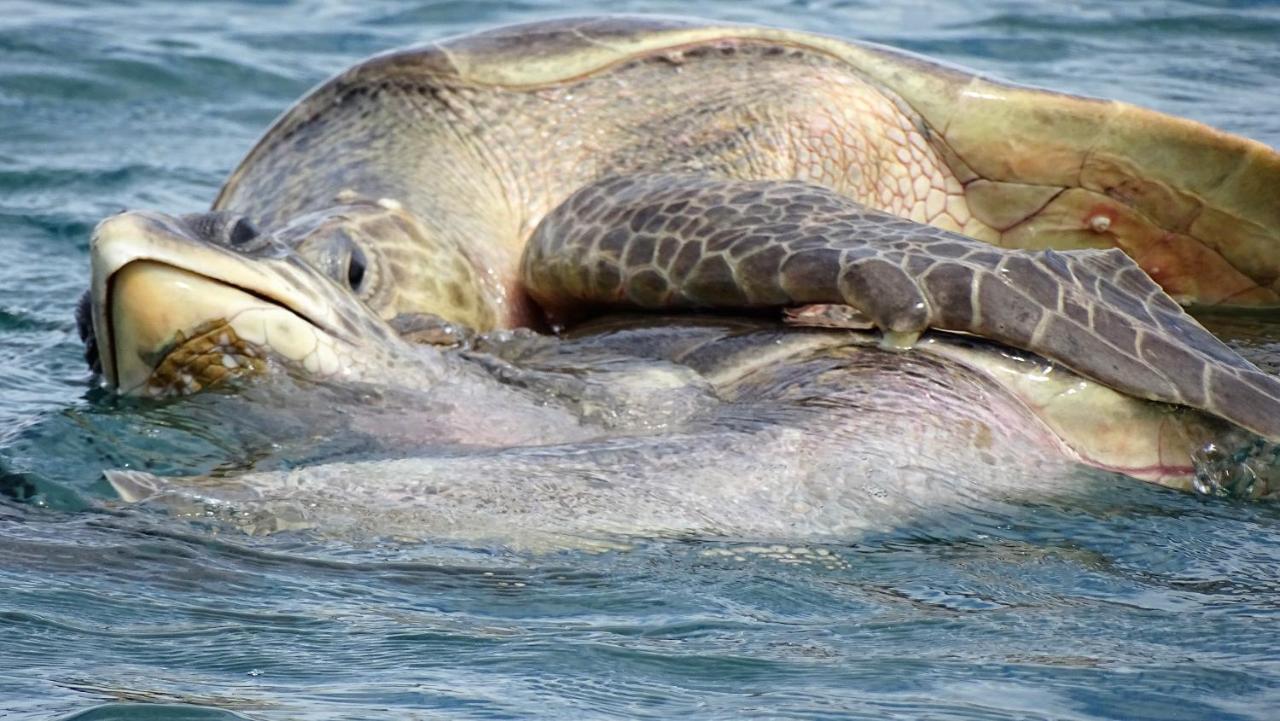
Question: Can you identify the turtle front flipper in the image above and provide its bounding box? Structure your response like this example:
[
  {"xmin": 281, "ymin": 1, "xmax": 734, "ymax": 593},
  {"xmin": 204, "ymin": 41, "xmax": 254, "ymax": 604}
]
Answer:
[
  {"xmin": 524, "ymin": 174, "xmax": 1280, "ymax": 441},
  {"xmin": 820, "ymin": 38, "xmax": 1280, "ymax": 308}
]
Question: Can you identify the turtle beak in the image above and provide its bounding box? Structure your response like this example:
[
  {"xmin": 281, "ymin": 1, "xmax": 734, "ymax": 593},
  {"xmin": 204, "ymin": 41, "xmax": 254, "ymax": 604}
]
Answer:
[{"xmin": 87, "ymin": 211, "xmax": 352, "ymax": 395}]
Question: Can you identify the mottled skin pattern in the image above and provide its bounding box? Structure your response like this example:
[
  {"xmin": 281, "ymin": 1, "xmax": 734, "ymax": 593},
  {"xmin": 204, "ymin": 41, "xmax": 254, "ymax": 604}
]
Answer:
[
  {"xmin": 88, "ymin": 209, "xmax": 424, "ymax": 394},
  {"xmin": 213, "ymin": 16, "xmax": 1280, "ymax": 335},
  {"xmin": 524, "ymin": 174, "xmax": 1280, "ymax": 441},
  {"xmin": 87, "ymin": 18, "xmax": 1280, "ymax": 450},
  {"xmin": 278, "ymin": 196, "xmax": 498, "ymax": 330}
]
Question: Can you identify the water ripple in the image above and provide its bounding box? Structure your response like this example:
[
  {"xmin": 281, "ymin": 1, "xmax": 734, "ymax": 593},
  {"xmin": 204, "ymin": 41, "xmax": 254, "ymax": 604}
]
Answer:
[{"xmin": 2, "ymin": 1, "xmax": 1280, "ymax": 720}]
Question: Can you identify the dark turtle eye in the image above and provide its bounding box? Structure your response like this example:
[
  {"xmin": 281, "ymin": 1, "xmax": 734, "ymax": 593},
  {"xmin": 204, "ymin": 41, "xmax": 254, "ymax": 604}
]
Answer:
[
  {"xmin": 346, "ymin": 246, "xmax": 367, "ymax": 290},
  {"xmin": 227, "ymin": 217, "xmax": 259, "ymax": 246}
]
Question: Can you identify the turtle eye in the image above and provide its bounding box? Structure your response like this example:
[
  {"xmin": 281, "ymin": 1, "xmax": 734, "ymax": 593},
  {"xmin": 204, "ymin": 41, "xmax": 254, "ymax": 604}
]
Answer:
[
  {"xmin": 227, "ymin": 217, "xmax": 259, "ymax": 246},
  {"xmin": 346, "ymin": 246, "xmax": 368, "ymax": 290}
]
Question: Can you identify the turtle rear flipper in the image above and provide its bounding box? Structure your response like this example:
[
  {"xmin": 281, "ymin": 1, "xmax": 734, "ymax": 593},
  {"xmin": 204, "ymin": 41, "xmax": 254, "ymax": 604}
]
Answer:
[{"xmin": 524, "ymin": 173, "xmax": 1280, "ymax": 441}]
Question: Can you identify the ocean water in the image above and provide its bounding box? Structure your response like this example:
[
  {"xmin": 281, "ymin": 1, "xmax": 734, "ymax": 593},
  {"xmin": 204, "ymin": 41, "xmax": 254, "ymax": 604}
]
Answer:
[{"xmin": 3, "ymin": 1, "xmax": 1280, "ymax": 719}]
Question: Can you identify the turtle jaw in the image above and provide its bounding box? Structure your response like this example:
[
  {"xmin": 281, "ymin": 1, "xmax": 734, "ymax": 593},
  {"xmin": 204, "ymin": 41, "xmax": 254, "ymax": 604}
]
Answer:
[
  {"xmin": 89, "ymin": 211, "xmax": 364, "ymax": 396},
  {"xmin": 105, "ymin": 260, "xmax": 312, "ymax": 395}
]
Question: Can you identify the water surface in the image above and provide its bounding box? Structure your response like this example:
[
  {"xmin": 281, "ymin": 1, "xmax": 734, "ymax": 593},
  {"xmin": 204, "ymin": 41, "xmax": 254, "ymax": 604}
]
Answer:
[{"xmin": 2, "ymin": 1, "xmax": 1280, "ymax": 719}]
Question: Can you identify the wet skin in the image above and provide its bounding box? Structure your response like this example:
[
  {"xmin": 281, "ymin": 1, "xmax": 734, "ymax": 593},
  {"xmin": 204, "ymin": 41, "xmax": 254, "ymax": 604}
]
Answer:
[{"xmin": 78, "ymin": 18, "xmax": 1280, "ymax": 538}]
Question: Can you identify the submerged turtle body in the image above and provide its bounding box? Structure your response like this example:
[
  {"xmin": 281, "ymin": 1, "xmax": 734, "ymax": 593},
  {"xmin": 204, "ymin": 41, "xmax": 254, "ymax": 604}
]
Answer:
[
  {"xmin": 82, "ymin": 17, "xmax": 1280, "ymax": 503},
  {"xmin": 104, "ymin": 316, "xmax": 1258, "ymax": 545}
]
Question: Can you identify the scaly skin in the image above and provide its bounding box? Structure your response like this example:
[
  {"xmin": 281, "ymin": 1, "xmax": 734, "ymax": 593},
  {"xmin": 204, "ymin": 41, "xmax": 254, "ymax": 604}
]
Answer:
[
  {"xmin": 523, "ymin": 174, "xmax": 1280, "ymax": 441},
  {"xmin": 214, "ymin": 15, "xmax": 1280, "ymax": 328},
  {"xmin": 83, "ymin": 18, "xmax": 1280, "ymax": 466},
  {"xmin": 89, "ymin": 210, "xmax": 424, "ymax": 394}
]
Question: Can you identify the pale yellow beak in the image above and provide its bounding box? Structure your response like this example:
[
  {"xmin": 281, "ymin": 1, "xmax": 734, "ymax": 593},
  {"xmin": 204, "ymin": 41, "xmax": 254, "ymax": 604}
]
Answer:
[{"xmin": 90, "ymin": 211, "xmax": 353, "ymax": 396}]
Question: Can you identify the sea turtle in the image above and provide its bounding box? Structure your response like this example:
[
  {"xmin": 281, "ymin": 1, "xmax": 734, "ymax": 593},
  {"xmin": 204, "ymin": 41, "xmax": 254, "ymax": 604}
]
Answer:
[
  {"xmin": 81, "ymin": 17, "xmax": 1280, "ymax": 509},
  {"xmin": 101, "ymin": 314, "xmax": 1270, "ymax": 544}
]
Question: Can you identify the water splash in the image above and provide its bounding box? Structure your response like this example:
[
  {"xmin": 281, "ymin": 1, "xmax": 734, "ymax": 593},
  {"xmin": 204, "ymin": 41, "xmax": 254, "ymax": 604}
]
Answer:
[{"xmin": 1192, "ymin": 437, "xmax": 1280, "ymax": 500}]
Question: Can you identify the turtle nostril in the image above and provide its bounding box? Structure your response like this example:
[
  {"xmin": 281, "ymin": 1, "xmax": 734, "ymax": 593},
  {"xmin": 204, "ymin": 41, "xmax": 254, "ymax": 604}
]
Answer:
[
  {"xmin": 74, "ymin": 289, "xmax": 93, "ymax": 343},
  {"xmin": 74, "ymin": 289, "xmax": 101, "ymax": 374},
  {"xmin": 228, "ymin": 217, "xmax": 259, "ymax": 246}
]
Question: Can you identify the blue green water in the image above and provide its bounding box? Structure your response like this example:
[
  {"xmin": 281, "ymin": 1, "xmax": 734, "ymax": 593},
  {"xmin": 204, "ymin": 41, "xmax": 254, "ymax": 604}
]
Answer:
[{"xmin": 3, "ymin": 1, "xmax": 1280, "ymax": 718}]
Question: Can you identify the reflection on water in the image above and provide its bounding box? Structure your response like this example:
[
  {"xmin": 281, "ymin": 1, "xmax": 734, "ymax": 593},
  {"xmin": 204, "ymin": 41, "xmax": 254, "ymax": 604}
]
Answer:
[{"xmin": 2, "ymin": 1, "xmax": 1280, "ymax": 719}]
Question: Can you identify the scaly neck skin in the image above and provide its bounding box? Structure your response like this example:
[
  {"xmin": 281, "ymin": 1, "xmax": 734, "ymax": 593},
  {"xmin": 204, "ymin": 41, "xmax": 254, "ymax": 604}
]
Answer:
[
  {"xmin": 404, "ymin": 206, "xmax": 544, "ymax": 330},
  {"xmin": 214, "ymin": 85, "xmax": 539, "ymax": 329},
  {"xmin": 212, "ymin": 43, "xmax": 979, "ymax": 334}
]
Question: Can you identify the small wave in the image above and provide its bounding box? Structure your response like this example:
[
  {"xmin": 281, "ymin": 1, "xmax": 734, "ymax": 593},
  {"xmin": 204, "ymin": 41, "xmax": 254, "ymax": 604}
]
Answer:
[
  {"xmin": 0, "ymin": 306, "xmax": 67, "ymax": 333},
  {"xmin": 953, "ymin": 9, "xmax": 1280, "ymax": 41},
  {"xmin": 56, "ymin": 701, "xmax": 255, "ymax": 721}
]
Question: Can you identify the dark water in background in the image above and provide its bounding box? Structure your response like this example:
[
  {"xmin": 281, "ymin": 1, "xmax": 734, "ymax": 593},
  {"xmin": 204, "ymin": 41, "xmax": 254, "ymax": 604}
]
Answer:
[{"xmin": 2, "ymin": 1, "xmax": 1280, "ymax": 718}]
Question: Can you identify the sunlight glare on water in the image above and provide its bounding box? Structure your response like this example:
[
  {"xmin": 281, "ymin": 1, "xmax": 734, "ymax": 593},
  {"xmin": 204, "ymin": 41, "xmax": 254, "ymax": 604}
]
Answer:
[{"xmin": 2, "ymin": 1, "xmax": 1279, "ymax": 719}]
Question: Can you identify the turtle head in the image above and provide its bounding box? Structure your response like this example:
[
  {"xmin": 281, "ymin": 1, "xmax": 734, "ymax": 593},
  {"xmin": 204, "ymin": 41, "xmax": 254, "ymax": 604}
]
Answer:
[
  {"xmin": 267, "ymin": 194, "xmax": 500, "ymax": 333},
  {"xmin": 83, "ymin": 208, "xmax": 430, "ymax": 396}
]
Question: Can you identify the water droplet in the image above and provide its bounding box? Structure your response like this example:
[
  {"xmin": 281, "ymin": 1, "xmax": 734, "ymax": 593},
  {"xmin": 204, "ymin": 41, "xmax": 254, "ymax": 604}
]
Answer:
[{"xmin": 1192, "ymin": 439, "xmax": 1275, "ymax": 498}]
